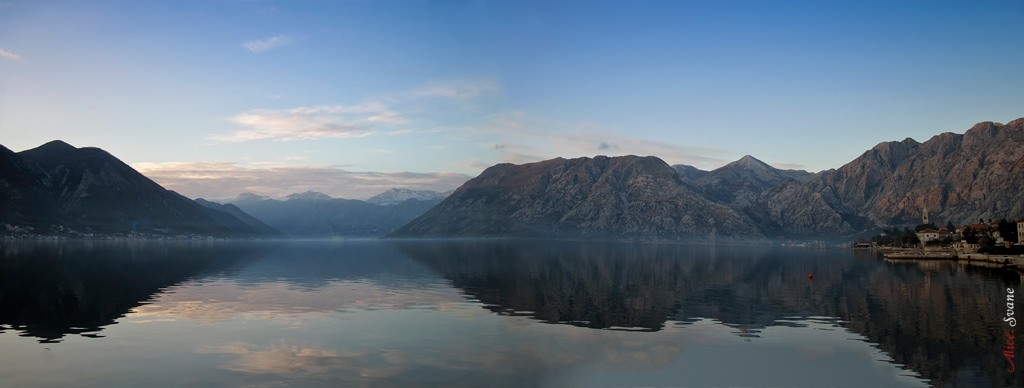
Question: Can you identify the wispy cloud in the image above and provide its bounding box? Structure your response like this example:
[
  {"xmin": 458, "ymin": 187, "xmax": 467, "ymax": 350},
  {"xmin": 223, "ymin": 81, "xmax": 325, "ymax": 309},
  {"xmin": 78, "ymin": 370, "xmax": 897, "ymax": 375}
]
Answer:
[
  {"xmin": 477, "ymin": 112, "xmax": 731, "ymax": 169},
  {"xmin": 0, "ymin": 47, "xmax": 24, "ymax": 62},
  {"xmin": 413, "ymin": 79, "xmax": 499, "ymax": 99},
  {"xmin": 215, "ymin": 78, "xmax": 499, "ymax": 142},
  {"xmin": 132, "ymin": 161, "xmax": 469, "ymax": 200},
  {"xmin": 242, "ymin": 35, "xmax": 294, "ymax": 53},
  {"xmin": 215, "ymin": 102, "xmax": 406, "ymax": 142}
]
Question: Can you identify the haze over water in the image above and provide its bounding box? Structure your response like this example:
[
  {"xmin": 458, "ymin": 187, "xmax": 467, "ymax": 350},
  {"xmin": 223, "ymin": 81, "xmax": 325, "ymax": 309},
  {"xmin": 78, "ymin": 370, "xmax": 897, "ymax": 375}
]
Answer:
[{"xmin": 0, "ymin": 240, "xmax": 1019, "ymax": 387}]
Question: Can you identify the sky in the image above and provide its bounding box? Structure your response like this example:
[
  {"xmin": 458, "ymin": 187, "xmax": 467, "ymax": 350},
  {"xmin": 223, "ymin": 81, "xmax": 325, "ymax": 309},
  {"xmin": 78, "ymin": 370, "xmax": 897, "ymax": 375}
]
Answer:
[{"xmin": 1, "ymin": 0, "xmax": 1022, "ymax": 200}]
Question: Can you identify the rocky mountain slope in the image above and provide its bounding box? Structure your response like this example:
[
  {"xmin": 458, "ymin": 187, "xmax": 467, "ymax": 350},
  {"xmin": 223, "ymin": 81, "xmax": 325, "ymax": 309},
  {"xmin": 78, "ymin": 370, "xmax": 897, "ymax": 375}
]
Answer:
[
  {"xmin": 0, "ymin": 141, "xmax": 270, "ymax": 237},
  {"xmin": 673, "ymin": 156, "xmax": 849, "ymax": 237},
  {"xmin": 791, "ymin": 119, "xmax": 1024, "ymax": 228},
  {"xmin": 393, "ymin": 118, "xmax": 1024, "ymax": 240},
  {"xmin": 691, "ymin": 155, "xmax": 811, "ymax": 208},
  {"xmin": 667, "ymin": 118, "xmax": 1024, "ymax": 237},
  {"xmin": 228, "ymin": 191, "xmax": 442, "ymax": 237},
  {"xmin": 391, "ymin": 155, "xmax": 765, "ymax": 242}
]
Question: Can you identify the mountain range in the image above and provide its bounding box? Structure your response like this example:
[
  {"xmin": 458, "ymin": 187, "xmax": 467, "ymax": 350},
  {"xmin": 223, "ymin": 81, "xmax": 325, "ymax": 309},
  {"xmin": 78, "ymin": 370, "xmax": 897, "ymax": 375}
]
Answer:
[
  {"xmin": 224, "ymin": 190, "xmax": 446, "ymax": 237},
  {"xmin": 4, "ymin": 118, "xmax": 1021, "ymax": 241},
  {"xmin": 395, "ymin": 118, "xmax": 1024, "ymax": 241}
]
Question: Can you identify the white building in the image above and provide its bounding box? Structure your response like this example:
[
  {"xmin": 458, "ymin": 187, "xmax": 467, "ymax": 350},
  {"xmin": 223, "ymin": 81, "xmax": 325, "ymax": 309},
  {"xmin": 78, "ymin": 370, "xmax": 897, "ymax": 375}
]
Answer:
[
  {"xmin": 916, "ymin": 228, "xmax": 940, "ymax": 244},
  {"xmin": 1018, "ymin": 218, "xmax": 1024, "ymax": 245}
]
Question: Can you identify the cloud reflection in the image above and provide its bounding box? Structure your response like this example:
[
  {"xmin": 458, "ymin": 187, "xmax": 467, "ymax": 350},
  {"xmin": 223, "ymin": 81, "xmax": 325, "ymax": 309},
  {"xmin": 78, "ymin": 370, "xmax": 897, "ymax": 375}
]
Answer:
[
  {"xmin": 193, "ymin": 317, "xmax": 923, "ymax": 387},
  {"xmin": 203, "ymin": 341, "xmax": 361, "ymax": 377},
  {"xmin": 130, "ymin": 279, "xmax": 468, "ymax": 323}
]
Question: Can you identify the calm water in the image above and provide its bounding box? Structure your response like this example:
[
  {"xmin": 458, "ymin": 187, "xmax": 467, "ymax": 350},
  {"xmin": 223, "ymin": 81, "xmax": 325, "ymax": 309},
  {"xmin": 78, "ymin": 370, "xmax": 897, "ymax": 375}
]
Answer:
[{"xmin": 0, "ymin": 239, "xmax": 1021, "ymax": 387}]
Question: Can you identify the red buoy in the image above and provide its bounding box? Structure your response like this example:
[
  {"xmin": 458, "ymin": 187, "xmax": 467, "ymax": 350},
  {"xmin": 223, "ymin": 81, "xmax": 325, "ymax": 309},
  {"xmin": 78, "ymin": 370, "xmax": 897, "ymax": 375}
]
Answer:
[{"xmin": 808, "ymin": 272, "xmax": 814, "ymax": 281}]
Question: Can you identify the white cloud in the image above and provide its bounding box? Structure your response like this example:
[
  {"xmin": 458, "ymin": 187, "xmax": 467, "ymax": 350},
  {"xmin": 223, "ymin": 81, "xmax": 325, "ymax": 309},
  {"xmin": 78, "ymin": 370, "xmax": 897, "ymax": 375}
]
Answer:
[
  {"xmin": 215, "ymin": 102, "xmax": 406, "ymax": 142},
  {"xmin": 0, "ymin": 47, "xmax": 24, "ymax": 62},
  {"xmin": 413, "ymin": 79, "xmax": 499, "ymax": 99},
  {"xmin": 477, "ymin": 112, "xmax": 730, "ymax": 169},
  {"xmin": 215, "ymin": 78, "xmax": 499, "ymax": 143},
  {"xmin": 132, "ymin": 161, "xmax": 470, "ymax": 200},
  {"xmin": 242, "ymin": 35, "xmax": 294, "ymax": 53}
]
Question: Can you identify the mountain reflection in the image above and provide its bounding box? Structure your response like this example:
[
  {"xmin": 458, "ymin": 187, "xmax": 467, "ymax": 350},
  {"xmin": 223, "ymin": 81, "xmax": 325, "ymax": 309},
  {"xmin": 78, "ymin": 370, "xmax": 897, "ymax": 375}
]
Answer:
[
  {"xmin": 2, "ymin": 239, "xmax": 1021, "ymax": 387},
  {"xmin": 397, "ymin": 240, "xmax": 828, "ymax": 331},
  {"xmin": 127, "ymin": 241, "xmax": 465, "ymax": 322},
  {"xmin": 397, "ymin": 240, "xmax": 1023, "ymax": 387},
  {"xmin": 0, "ymin": 240, "xmax": 257, "ymax": 342}
]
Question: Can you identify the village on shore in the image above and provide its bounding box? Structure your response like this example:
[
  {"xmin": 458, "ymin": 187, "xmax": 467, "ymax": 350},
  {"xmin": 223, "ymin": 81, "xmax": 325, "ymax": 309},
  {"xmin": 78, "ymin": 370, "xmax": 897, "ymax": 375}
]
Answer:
[{"xmin": 856, "ymin": 208, "xmax": 1024, "ymax": 271}]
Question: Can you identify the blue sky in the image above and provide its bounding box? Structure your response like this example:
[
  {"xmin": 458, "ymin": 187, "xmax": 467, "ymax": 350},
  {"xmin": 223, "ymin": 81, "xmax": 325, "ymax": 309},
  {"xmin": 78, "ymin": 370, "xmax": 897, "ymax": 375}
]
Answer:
[{"xmin": 1, "ymin": 0, "xmax": 1022, "ymax": 199}]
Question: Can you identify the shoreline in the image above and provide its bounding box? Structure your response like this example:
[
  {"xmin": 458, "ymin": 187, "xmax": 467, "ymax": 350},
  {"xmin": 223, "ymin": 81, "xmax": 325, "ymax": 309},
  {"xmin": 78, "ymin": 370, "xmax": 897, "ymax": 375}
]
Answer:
[{"xmin": 883, "ymin": 249, "xmax": 1024, "ymax": 271}]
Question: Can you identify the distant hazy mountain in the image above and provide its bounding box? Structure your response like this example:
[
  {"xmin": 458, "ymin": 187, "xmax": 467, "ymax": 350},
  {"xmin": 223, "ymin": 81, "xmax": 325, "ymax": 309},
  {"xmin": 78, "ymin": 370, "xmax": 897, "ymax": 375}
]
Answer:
[
  {"xmin": 391, "ymin": 155, "xmax": 765, "ymax": 242},
  {"xmin": 285, "ymin": 191, "xmax": 333, "ymax": 201},
  {"xmin": 194, "ymin": 198, "xmax": 284, "ymax": 237},
  {"xmin": 228, "ymin": 193, "xmax": 442, "ymax": 237},
  {"xmin": 366, "ymin": 188, "xmax": 451, "ymax": 206},
  {"xmin": 0, "ymin": 141, "xmax": 270, "ymax": 237}
]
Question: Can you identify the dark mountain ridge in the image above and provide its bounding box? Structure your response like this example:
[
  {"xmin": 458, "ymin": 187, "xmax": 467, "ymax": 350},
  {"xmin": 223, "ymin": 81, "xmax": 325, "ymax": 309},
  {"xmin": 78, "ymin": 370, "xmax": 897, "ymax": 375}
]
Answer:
[{"xmin": 1, "ymin": 141, "xmax": 270, "ymax": 237}]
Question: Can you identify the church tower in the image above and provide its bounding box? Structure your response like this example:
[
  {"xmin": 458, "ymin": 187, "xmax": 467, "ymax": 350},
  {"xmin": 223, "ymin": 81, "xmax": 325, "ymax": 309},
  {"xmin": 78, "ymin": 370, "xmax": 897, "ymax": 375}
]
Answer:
[{"xmin": 922, "ymin": 206, "xmax": 929, "ymax": 225}]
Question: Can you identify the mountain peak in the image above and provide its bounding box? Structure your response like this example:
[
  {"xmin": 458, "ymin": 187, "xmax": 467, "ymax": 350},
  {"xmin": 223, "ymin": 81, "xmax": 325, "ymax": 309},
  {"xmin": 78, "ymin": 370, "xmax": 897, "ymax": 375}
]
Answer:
[
  {"xmin": 870, "ymin": 137, "xmax": 919, "ymax": 153},
  {"xmin": 38, "ymin": 140, "xmax": 77, "ymax": 151},
  {"xmin": 19, "ymin": 140, "xmax": 78, "ymax": 159},
  {"xmin": 965, "ymin": 121, "xmax": 1000, "ymax": 139},
  {"xmin": 731, "ymin": 155, "xmax": 771, "ymax": 168},
  {"xmin": 1, "ymin": 140, "xmax": 270, "ymax": 237},
  {"xmin": 366, "ymin": 188, "xmax": 450, "ymax": 205},
  {"xmin": 285, "ymin": 191, "xmax": 333, "ymax": 201}
]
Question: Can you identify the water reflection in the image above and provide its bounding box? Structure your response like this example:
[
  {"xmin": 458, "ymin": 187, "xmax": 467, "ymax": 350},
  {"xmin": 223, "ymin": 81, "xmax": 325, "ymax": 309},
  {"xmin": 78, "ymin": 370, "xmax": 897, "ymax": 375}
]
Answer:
[
  {"xmin": 398, "ymin": 241, "xmax": 839, "ymax": 332},
  {"xmin": 1, "ymin": 240, "xmax": 1020, "ymax": 386},
  {"xmin": 397, "ymin": 240, "xmax": 1021, "ymax": 387},
  {"xmin": 0, "ymin": 240, "xmax": 257, "ymax": 342}
]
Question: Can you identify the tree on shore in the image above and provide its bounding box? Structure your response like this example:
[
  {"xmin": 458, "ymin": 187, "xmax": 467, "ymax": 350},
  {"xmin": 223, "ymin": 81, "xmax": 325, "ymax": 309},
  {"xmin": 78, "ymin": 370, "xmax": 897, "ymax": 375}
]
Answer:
[{"xmin": 997, "ymin": 219, "xmax": 1018, "ymax": 243}]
